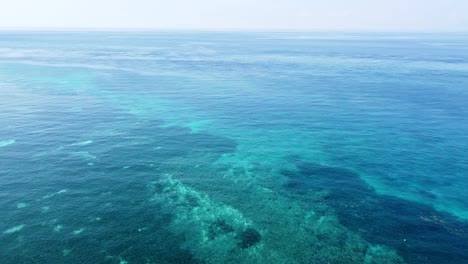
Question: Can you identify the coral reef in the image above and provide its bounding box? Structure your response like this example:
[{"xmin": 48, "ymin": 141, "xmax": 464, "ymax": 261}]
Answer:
[{"xmin": 150, "ymin": 175, "xmax": 404, "ymax": 264}]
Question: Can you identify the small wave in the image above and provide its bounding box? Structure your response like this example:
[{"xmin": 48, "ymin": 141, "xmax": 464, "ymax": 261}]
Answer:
[
  {"xmin": 3, "ymin": 224, "xmax": 25, "ymax": 234},
  {"xmin": 0, "ymin": 139, "xmax": 15, "ymax": 148}
]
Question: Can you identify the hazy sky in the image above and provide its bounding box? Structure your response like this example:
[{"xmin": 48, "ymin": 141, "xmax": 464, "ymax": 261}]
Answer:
[{"xmin": 1, "ymin": 0, "xmax": 467, "ymax": 31}]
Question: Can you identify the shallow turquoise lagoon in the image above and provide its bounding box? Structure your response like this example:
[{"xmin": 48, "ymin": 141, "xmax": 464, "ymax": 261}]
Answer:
[{"xmin": 0, "ymin": 32, "xmax": 467, "ymax": 263}]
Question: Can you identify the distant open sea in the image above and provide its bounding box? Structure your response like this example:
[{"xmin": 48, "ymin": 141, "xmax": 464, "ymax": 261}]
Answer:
[{"xmin": 1, "ymin": 31, "xmax": 467, "ymax": 264}]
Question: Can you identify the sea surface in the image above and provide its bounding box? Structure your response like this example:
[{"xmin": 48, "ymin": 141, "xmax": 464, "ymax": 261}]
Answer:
[{"xmin": 0, "ymin": 31, "xmax": 468, "ymax": 264}]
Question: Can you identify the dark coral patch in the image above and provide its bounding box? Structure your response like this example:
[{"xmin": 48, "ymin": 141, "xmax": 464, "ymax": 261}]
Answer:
[{"xmin": 237, "ymin": 228, "xmax": 261, "ymax": 249}]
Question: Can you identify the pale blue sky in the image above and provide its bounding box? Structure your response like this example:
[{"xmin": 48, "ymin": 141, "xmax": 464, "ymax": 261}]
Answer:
[{"xmin": 1, "ymin": 0, "xmax": 467, "ymax": 31}]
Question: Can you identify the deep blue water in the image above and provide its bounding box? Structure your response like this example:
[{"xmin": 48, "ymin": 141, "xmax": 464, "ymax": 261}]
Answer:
[{"xmin": 0, "ymin": 31, "xmax": 468, "ymax": 264}]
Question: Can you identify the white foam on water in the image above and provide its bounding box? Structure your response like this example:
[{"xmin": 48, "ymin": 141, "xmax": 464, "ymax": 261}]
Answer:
[
  {"xmin": 90, "ymin": 217, "xmax": 101, "ymax": 222},
  {"xmin": 137, "ymin": 227, "xmax": 148, "ymax": 232},
  {"xmin": 17, "ymin": 203, "xmax": 28, "ymax": 208},
  {"xmin": 41, "ymin": 206, "xmax": 51, "ymax": 213},
  {"xmin": 4, "ymin": 224, "xmax": 25, "ymax": 234},
  {"xmin": 0, "ymin": 139, "xmax": 15, "ymax": 148},
  {"xmin": 54, "ymin": 225, "xmax": 63, "ymax": 232},
  {"xmin": 72, "ymin": 228, "xmax": 85, "ymax": 235},
  {"xmin": 43, "ymin": 189, "xmax": 68, "ymax": 199},
  {"xmin": 69, "ymin": 140, "xmax": 93, "ymax": 147}
]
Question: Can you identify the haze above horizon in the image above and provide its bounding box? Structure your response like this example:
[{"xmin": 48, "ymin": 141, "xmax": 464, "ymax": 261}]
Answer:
[{"xmin": 1, "ymin": 0, "xmax": 468, "ymax": 32}]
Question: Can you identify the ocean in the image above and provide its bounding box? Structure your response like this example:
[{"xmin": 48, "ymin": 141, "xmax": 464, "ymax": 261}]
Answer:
[{"xmin": 0, "ymin": 31, "xmax": 467, "ymax": 263}]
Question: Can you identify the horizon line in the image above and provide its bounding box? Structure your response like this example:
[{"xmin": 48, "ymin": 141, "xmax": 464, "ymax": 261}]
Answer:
[{"xmin": 0, "ymin": 27, "xmax": 468, "ymax": 34}]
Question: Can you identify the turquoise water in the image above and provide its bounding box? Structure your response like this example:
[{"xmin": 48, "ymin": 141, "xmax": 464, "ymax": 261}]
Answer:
[{"xmin": 1, "ymin": 31, "xmax": 467, "ymax": 263}]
